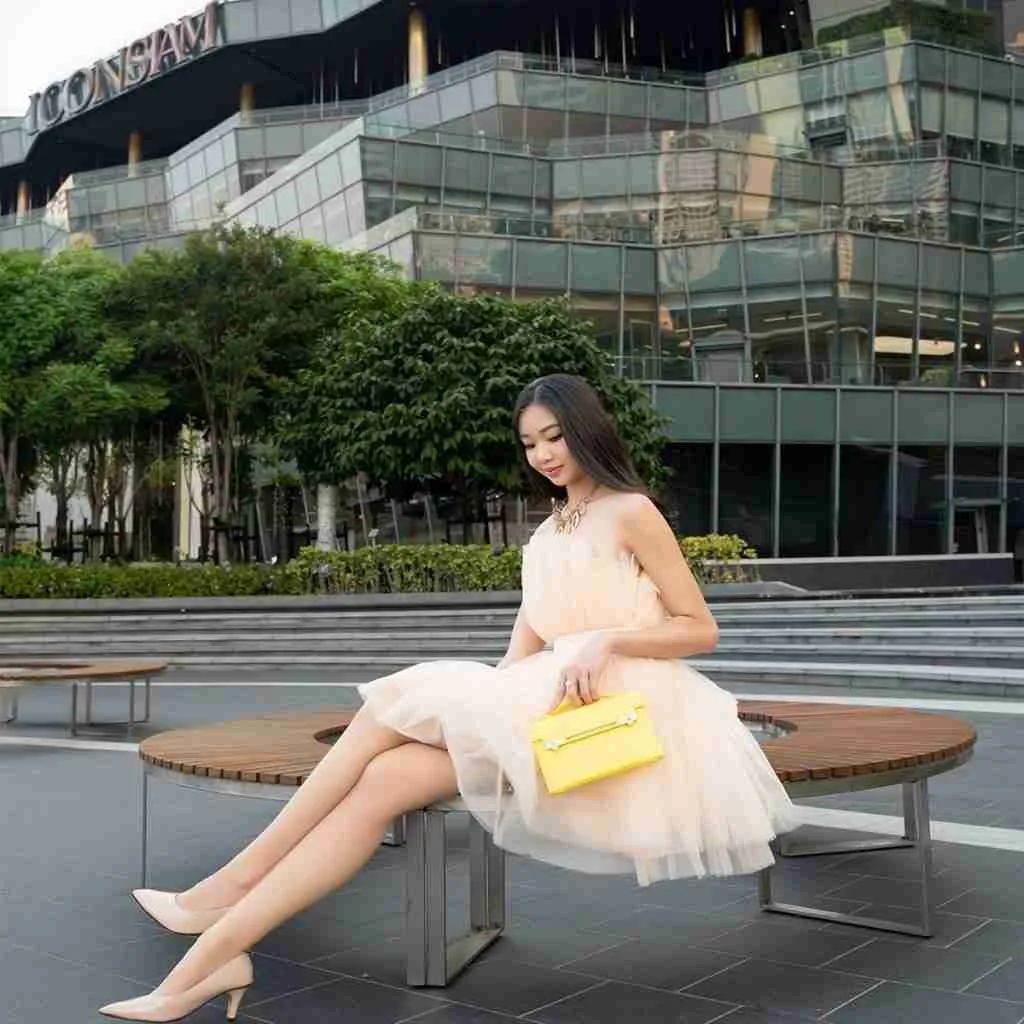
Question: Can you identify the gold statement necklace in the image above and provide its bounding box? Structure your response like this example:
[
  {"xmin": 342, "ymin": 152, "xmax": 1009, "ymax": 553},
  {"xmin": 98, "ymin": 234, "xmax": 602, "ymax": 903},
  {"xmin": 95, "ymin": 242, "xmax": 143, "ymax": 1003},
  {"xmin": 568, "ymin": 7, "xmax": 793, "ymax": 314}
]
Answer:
[{"xmin": 552, "ymin": 484, "xmax": 600, "ymax": 535}]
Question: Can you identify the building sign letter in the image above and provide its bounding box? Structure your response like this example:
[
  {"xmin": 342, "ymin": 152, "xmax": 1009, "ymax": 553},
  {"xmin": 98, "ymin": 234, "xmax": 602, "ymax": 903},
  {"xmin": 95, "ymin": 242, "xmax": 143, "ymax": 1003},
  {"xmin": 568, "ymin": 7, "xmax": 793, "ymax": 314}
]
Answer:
[{"xmin": 25, "ymin": 3, "xmax": 221, "ymax": 135}]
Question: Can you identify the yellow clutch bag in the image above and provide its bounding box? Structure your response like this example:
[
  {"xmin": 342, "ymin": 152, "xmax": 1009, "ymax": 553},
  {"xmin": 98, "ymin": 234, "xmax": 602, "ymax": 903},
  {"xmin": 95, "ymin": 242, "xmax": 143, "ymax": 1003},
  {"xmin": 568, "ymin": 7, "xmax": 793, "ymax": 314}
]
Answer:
[{"xmin": 530, "ymin": 691, "xmax": 664, "ymax": 796}]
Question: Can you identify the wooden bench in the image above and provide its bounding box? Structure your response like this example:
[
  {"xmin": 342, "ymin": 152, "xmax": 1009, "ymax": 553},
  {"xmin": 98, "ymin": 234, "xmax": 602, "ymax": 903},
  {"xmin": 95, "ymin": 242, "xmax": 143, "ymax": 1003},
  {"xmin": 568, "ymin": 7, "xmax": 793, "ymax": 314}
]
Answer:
[
  {"xmin": 138, "ymin": 701, "xmax": 976, "ymax": 986},
  {"xmin": 0, "ymin": 659, "xmax": 169, "ymax": 735}
]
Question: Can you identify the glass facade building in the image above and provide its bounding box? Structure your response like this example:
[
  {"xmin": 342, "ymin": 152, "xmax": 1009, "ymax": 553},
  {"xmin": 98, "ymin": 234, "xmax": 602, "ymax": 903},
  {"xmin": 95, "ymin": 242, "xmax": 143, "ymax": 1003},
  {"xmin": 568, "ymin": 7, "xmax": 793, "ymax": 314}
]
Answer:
[{"xmin": 5, "ymin": 0, "xmax": 1024, "ymax": 559}]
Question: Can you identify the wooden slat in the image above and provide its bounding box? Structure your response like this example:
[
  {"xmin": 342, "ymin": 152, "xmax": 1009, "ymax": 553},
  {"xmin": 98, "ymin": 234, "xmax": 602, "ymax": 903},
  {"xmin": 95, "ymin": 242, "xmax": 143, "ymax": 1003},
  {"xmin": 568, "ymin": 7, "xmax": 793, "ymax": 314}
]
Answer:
[{"xmin": 139, "ymin": 702, "xmax": 977, "ymax": 788}]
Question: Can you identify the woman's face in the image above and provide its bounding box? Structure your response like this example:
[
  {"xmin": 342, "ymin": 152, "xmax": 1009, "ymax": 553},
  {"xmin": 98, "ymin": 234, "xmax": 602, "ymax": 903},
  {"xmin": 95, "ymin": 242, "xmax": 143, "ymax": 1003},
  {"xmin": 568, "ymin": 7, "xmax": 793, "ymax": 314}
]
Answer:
[{"xmin": 518, "ymin": 402, "xmax": 584, "ymax": 490}]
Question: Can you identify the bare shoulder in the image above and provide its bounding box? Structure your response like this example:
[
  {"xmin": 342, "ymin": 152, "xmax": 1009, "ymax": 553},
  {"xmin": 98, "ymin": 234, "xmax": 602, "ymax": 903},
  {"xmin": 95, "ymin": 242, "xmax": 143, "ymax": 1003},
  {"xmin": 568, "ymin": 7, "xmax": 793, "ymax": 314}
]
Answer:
[{"xmin": 609, "ymin": 492, "xmax": 672, "ymax": 547}]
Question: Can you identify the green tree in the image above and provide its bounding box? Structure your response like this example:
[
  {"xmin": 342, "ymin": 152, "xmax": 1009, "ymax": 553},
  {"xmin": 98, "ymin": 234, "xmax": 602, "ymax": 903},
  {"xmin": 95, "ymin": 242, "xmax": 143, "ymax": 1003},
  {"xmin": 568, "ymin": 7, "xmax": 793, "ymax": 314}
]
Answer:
[
  {"xmin": 276, "ymin": 288, "xmax": 667, "ymax": 540},
  {"xmin": 0, "ymin": 251, "xmax": 61, "ymax": 551},
  {"xmin": 106, "ymin": 224, "xmax": 402, "ymax": 562}
]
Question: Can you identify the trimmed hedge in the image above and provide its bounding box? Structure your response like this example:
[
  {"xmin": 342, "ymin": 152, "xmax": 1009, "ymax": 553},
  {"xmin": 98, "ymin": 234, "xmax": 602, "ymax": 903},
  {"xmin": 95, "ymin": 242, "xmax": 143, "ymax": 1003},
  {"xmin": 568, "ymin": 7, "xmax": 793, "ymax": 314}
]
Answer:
[{"xmin": 0, "ymin": 535, "xmax": 756, "ymax": 600}]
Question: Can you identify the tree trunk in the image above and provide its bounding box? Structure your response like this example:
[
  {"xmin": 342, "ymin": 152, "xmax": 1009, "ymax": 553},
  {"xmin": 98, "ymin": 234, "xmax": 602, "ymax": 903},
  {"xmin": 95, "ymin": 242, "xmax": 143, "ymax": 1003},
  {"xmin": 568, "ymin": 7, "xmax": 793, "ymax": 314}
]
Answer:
[
  {"xmin": 0, "ymin": 429, "xmax": 20, "ymax": 554},
  {"xmin": 316, "ymin": 484, "xmax": 338, "ymax": 551}
]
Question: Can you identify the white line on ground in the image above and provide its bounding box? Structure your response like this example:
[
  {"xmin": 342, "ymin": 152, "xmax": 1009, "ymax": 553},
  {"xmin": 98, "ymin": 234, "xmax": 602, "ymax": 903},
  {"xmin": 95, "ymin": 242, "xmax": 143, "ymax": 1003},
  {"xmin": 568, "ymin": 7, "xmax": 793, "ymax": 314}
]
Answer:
[
  {"xmin": 797, "ymin": 806, "xmax": 1024, "ymax": 854},
  {"xmin": 0, "ymin": 735, "xmax": 138, "ymax": 753}
]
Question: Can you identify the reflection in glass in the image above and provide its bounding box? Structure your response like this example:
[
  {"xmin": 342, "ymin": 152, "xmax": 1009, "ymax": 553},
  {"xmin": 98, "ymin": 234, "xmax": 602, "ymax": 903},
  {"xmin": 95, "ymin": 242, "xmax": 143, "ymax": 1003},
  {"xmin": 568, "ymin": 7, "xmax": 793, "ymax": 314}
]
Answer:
[
  {"xmin": 780, "ymin": 445, "xmax": 832, "ymax": 556},
  {"xmin": 719, "ymin": 444, "xmax": 773, "ymax": 556},
  {"xmin": 663, "ymin": 444, "xmax": 712, "ymax": 536},
  {"xmin": 897, "ymin": 446, "xmax": 947, "ymax": 554}
]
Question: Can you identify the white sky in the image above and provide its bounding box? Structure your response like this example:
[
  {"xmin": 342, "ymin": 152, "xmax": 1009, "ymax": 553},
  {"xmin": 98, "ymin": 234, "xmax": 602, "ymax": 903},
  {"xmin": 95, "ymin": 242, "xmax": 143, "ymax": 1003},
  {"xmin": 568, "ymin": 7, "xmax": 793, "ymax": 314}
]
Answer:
[{"xmin": 1, "ymin": 0, "xmax": 197, "ymax": 117}]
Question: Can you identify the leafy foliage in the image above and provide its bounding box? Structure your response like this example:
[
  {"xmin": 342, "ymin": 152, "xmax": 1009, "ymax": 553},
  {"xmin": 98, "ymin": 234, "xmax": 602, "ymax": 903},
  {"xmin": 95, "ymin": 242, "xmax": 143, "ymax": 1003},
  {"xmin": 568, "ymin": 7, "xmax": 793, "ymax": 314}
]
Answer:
[
  {"xmin": 0, "ymin": 535, "xmax": 755, "ymax": 598},
  {"xmin": 276, "ymin": 288, "xmax": 668, "ymax": 507}
]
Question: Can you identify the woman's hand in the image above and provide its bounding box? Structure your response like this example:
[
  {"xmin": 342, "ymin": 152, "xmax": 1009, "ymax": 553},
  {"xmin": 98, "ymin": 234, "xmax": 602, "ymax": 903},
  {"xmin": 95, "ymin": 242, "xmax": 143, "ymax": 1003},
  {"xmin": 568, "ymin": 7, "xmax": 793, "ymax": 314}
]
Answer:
[{"xmin": 551, "ymin": 634, "xmax": 614, "ymax": 711}]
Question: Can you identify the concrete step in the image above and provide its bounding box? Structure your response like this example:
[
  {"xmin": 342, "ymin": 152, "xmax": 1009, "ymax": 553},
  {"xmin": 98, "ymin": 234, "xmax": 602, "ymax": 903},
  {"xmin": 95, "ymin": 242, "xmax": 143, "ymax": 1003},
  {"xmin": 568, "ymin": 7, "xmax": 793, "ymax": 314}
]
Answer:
[
  {"xmin": 689, "ymin": 659, "xmax": 1024, "ymax": 699},
  {"xmin": 710, "ymin": 642, "xmax": 1024, "ymax": 668}
]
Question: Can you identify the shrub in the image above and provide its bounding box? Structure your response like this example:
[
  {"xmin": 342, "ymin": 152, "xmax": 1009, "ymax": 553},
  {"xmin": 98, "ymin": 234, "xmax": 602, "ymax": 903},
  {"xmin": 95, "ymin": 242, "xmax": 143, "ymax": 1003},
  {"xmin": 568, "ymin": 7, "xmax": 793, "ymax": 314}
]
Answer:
[{"xmin": 0, "ymin": 535, "xmax": 756, "ymax": 599}]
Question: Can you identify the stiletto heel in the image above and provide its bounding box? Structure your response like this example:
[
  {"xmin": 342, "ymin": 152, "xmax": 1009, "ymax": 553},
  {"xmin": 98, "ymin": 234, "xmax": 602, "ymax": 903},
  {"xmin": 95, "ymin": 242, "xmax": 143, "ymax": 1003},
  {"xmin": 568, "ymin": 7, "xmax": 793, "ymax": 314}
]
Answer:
[
  {"xmin": 99, "ymin": 953, "xmax": 253, "ymax": 1022},
  {"xmin": 225, "ymin": 987, "xmax": 247, "ymax": 1020}
]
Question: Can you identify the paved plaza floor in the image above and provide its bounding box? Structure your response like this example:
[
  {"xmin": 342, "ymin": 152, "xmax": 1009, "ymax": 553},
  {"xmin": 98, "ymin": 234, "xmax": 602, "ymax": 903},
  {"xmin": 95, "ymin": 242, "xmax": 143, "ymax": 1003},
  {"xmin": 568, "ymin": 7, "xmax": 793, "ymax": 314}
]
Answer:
[{"xmin": 3, "ymin": 679, "xmax": 1024, "ymax": 1024}]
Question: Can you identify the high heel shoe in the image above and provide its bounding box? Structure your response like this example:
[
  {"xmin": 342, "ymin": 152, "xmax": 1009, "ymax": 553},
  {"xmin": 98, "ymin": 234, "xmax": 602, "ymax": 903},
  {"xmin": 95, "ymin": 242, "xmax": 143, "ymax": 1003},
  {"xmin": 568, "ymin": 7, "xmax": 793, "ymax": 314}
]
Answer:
[
  {"xmin": 132, "ymin": 889, "xmax": 231, "ymax": 935},
  {"xmin": 99, "ymin": 952, "xmax": 253, "ymax": 1022}
]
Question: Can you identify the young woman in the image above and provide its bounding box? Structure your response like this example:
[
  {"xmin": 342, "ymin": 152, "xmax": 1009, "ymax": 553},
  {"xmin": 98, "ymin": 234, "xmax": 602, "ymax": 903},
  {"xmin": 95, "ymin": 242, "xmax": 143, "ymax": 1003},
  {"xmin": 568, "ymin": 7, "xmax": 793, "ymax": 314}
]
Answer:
[{"xmin": 100, "ymin": 373, "xmax": 796, "ymax": 1022}]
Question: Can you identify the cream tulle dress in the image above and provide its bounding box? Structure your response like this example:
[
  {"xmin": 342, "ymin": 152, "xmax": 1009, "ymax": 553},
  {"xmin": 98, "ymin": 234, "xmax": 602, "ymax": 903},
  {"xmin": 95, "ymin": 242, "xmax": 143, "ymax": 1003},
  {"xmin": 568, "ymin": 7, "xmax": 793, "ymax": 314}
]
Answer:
[{"xmin": 358, "ymin": 512, "xmax": 799, "ymax": 886}]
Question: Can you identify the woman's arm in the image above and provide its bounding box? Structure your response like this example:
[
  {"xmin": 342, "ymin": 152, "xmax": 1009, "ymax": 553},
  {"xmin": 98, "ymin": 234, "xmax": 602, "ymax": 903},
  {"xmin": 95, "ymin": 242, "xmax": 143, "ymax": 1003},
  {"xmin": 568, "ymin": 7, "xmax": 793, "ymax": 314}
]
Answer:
[
  {"xmin": 497, "ymin": 605, "xmax": 546, "ymax": 669},
  {"xmin": 608, "ymin": 494, "xmax": 720, "ymax": 660}
]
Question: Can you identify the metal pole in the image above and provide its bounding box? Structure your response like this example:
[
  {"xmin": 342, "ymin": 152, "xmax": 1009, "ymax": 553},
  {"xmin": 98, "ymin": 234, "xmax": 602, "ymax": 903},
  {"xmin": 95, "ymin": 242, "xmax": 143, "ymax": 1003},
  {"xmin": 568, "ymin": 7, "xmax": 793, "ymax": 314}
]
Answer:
[{"xmin": 140, "ymin": 769, "xmax": 149, "ymax": 887}]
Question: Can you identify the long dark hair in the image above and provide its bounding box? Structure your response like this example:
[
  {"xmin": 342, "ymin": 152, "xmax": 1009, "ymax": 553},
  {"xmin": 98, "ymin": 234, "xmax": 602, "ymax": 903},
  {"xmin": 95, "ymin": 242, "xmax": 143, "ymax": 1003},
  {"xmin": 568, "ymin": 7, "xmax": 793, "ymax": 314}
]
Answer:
[{"xmin": 513, "ymin": 374, "xmax": 650, "ymax": 502}]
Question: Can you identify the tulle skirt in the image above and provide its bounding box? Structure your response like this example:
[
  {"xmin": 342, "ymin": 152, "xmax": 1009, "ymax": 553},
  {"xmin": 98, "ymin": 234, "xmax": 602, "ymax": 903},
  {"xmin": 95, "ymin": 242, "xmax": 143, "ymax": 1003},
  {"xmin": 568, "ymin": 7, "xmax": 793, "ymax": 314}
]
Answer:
[{"xmin": 358, "ymin": 631, "xmax": 799, "ymax": 886}]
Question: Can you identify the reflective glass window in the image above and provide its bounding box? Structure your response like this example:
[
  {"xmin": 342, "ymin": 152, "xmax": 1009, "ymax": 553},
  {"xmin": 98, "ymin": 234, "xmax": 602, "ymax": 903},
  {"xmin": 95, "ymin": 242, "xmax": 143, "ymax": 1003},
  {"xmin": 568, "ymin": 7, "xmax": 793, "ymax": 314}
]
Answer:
[
  {"xmin": 847, "ymin": 53, "xmax": 887, "ymax": 92},
  {"xmin": 439, "ymin": 83, "xmax": 473, "ymax": 122},
  {"xmin": 444, "ymin": 150, "xmax": 489, "ymax": 195},
  {"xmin": 607, "ymin": 82, "xmax": 647, "ymax": 119},
  {"xmin": 492, "ymin": 156, "xmax": 534, "ymax": 197},
  {"xmin": 920, "ymin": 87, "xmax": 943, "ymax": 136},
  {"xmin": 980, "ymin": 98, "xmax": 1009, "ymax": 144},
  {"xmin": 963, "ymin": 250, "xmax": 990, "ymax": 296},
  {"xmin": 515, "ymin": 241, "xmax": 568, "ymax": 290},
  {"xmin": 362, "ymin": 140, "xmax": 395, "ymax": 183},
  {"xmin": 580, "ymin": 157, "xmax": 626, "ymax": 197},
  {"xmin": 407, "ymin": 93, "xmax": 442, "ymax": 130},
  {"xmin": 523, "ymin": 73, "xmax": 566, "ymax": 110},
  {"xmin": 205, "ymin": 139, "xmax": 226, "ymax": 176},
  {"xmin": 565, "ymin": 79, "xmax": 606, "ymax": 115},
  {"xmin": 687, "ymin": 242, "xmax": 742, "ymax": 293},
  {"xmin": 623, "ymin": 248, "xmax": 656, "ymax": 295},
  {"xmin": 946, "ymin": 91, "xmax": 977, "ymax": 140},
  {"xmin": 455, "ymin": 237, "xmax": 512, "ymax": 287},
  {"xmin": 877, "ymin": 239, "xmax": 917, "ymax": 290},
  {"xmin": 920, "ymin": 245, "xmax": 960, "ymax": 293},
  {"xmin": 469, "ymin": 73, "xmax": 498, "ymax": 110},
  {"xmin": 419, "ymin": 233, "xmax": 457, "ymax": 280},
  {"xmin": 395, "ymin": 143, "xmax": 442, "ymax": 187},
  {"xmin": 264, "ymin": 123, "xmax": 303, "ymax": 157},
  {"xmin": 716, "ymin": 82, "xmax": 758, "ymax": 121},
  {"xmin": 949, "ymin": 51, "xmax": 981, "ymax": 92},
  {"xmin": 982, "ymin": 56, "xmax": 1012, "ymax": 98},
  {"xmin": 758, "ymin": 72, "xmax": 799, "ymax": 111},
  {"xmin": 571, "ymin": 245, "xmax": 622, "ymax": 293},
  {"xmin": 339, "ymin": 142, "xmax": 361, "ymax": 187},
  {"xmin": 299, "ymin": 208, "xmax": 325, "ymax": 242}
]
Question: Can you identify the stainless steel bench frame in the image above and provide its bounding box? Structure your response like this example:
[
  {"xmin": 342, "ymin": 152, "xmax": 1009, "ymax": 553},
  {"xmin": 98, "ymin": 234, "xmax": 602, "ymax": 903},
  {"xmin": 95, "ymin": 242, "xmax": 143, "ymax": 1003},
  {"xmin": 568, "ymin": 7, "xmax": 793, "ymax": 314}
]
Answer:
[
  {"xmin": 1, "ymin": 675, "xmax": 154, "ymax": 736},
  {"xmin": 139, "ymin": 747, "xmax": 971, "ymax": 989}
]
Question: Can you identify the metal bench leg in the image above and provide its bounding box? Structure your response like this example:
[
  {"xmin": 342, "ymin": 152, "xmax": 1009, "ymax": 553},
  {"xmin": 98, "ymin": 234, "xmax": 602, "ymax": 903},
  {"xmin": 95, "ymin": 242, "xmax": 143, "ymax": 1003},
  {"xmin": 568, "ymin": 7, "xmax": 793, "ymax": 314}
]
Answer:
[
  {"xmin": 760, "ymin": 778, "xmax": 934, "ymax": 937},
  {"xmin": 383, "ymin": 816, "xmax": 407, "ymax": 846},
  {"xmin": 0, "ymin": 690, "xmax": 18, "ymax": 724},
  {"xmin": 406, "ymin": 810, "xmax": 507, "ymax": 987},
  {"xmin": 406, "ymin": 809, "xmax": 447, "ymax": 987},
  {"xmin": 142, "ymin": 676, "xmax": 152, "ymax": 723},
  {"xmin": 141, "ymin": 768, "xmax": 150, "ymax": 888},
  {"xmin": 70, "ymin": 682, "xmax": 79, "ymax": 737},
  {"xmin": 86, "ymin": 681, "xmax": 95, "ymax": 725}
]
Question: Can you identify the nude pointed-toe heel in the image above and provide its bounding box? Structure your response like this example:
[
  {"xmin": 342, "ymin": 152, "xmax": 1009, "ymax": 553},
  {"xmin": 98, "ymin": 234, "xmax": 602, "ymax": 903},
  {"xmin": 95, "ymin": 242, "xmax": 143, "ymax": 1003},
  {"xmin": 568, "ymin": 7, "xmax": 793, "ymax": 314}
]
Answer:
[
  {"xmin": 98, "ymin": 953, "xmax": 253, "ymax": 1022},
  {"xmin": 131, "ymin": 889, "xmax": 230, "ymax": 935}
]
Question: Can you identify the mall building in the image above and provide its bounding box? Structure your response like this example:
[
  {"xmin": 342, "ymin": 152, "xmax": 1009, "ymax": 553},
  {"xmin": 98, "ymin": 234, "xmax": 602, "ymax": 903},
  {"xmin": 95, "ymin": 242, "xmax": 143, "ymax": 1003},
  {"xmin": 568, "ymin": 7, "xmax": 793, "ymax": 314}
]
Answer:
[{"xmin": 5, "ymin": 0, "xmax": 1024, "ymax": 561}]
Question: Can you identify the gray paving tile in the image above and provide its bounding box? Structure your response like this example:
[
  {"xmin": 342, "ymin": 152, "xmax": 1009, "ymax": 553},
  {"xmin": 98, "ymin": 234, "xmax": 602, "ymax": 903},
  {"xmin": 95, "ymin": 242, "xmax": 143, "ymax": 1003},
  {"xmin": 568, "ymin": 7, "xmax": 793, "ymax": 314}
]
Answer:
[
  {"xmin": 439, "ymin": 958, "xmax": 601, "ymax": 1017},
  {"xmin": 242, "ymin": 975, "xmax": 446, "ymax": 1023},
  {"xmin": 410, "ymin": 1007, "xmax": 522, "ymax": 1023},
  {"xmin": 816, "ymin": 903, "xmax": 991, "ymax": 948},
  {"xmin": 826, "ymin": 937, "xmax": 1010, "ymax": 991},
  {"xmin": 698, "ymin": 916, "xmax": 877, "ymax": 968},
  {"xmin": 941, "ymin": 887, "xmax": 1024, "ymax": 923},
  {"xmin": 684, "ymin": 958, "xmax": 880, "ymax": 1018},
  {"xmin": 254, "ymin": 910, "xmax": 405, "ymax": 963},
  {"xmin": 524, "ymin": 979, "xmax": 738, "ymax": 1024},
  {"xmin": 561, "ymin": 939, "xmax": 745, "ymax": 991},
  {"xmin": 963, "ymin": 958, "xmax": 1024, "ymax": 1003},
  {"xmin": 948, "ymin": 920, "xmax": 1024, "ymax": 958},
  {"xmin": 826, "ymin": 979, "xmax": 1024, "ymax": 1024},
  {"xmin": 823, "ymin": 873, "xmax": 973, "ymax": 910},
  {"xmin": 0, "ymin": 940, "xmax": 151, "ymax": 1023},
  {"xmin": 475, "ymin": 922, "xmax": 635, "ymax": 969}
]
